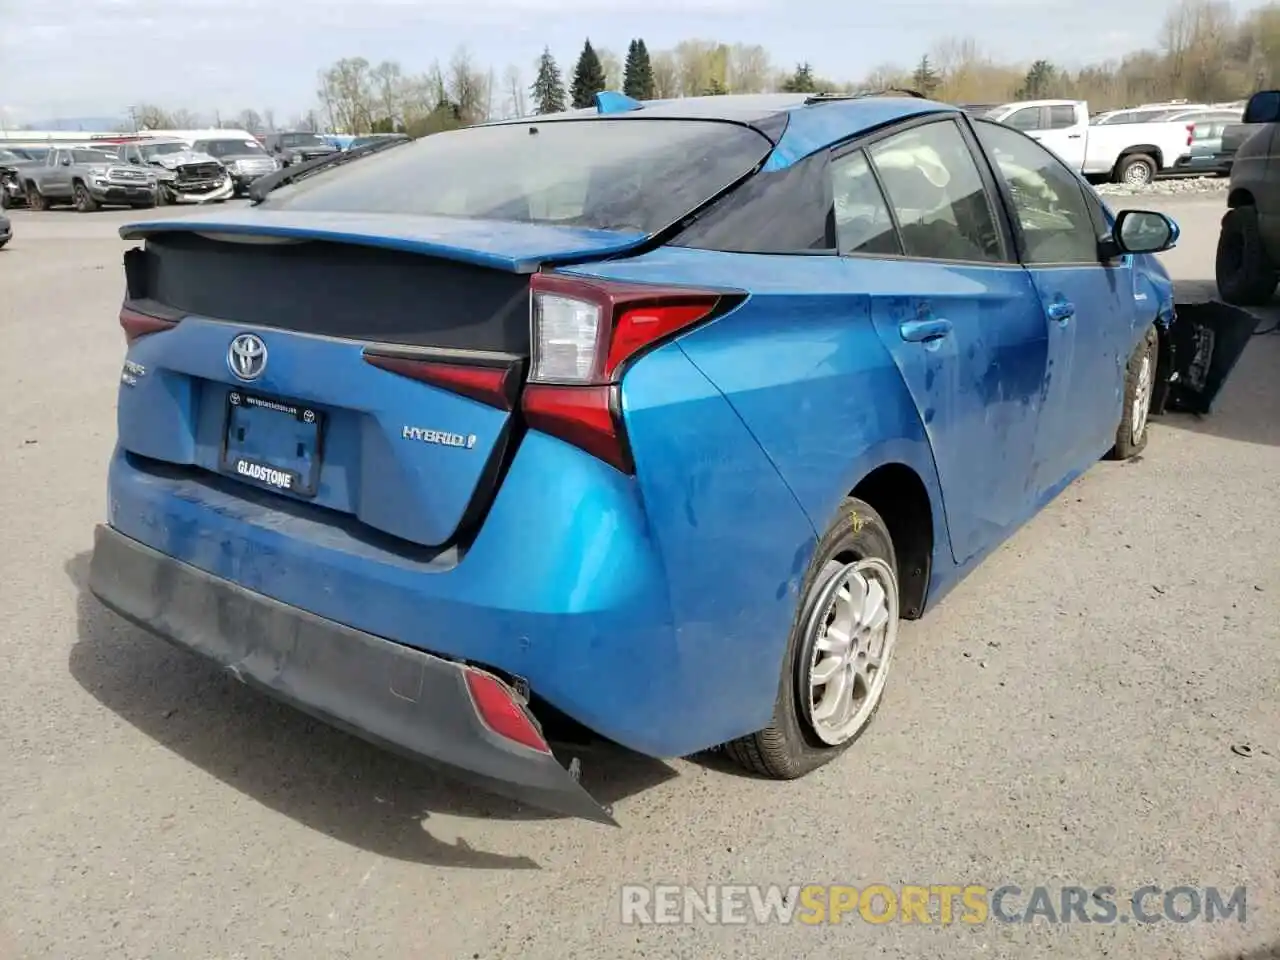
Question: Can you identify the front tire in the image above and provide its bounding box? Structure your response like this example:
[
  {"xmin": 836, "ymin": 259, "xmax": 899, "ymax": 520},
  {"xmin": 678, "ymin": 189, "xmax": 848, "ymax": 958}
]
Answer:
[
  {"xmin": 1108, "ymin": 324, "xmax": 1158, "ymax": 460},
  {"xmin": 725, "ymin": 497, "xmax": 900, "ymax": 779},
  {"xmin": 1216, "ymin": 206, "xmax": 1279, "ymax": 306},
  {"xmin": 73, "ymin": 182, "xmax": 99, "ymax": 213},
  {"xmin": 25, "ymin": 183, "xmax": 46, "ymax": 211}
]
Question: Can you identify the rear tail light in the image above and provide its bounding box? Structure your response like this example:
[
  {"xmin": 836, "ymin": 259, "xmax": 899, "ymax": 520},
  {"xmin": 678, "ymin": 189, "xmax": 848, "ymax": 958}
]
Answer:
[
  {"xmin": 522, "ymin": 273, "xmax": 736, "ymax": 473},
  {"xmin": 361, "ymin": 350, "xmax": 520, "ymax": 411},
  {"xmin": 463, "ymin": 669, "xmax": 551, "ymax": 753},
  {"xmin": 119, "ymin": 302, "xmax": 179, "ymax": 343},
  {"xmin": 1187, "ymin": 123, "xmax": 1196, "ymax": 147}
]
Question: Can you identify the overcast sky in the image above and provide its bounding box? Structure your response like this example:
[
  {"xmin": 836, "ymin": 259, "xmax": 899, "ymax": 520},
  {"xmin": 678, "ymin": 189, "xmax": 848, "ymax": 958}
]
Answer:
[{"xmin": 0, "ymin": 0, "xmax": 1268, "ymax": 125}]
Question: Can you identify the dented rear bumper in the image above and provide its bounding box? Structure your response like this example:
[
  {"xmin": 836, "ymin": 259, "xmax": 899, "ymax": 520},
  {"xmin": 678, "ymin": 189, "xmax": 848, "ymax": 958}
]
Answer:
[
  {"xmin": 1155, "ymin": 301, "xmax": 1259, "ymax": 416},
  {"xmin": 87, "ymin": 524, "xmax": 617, "ymax": 825}
]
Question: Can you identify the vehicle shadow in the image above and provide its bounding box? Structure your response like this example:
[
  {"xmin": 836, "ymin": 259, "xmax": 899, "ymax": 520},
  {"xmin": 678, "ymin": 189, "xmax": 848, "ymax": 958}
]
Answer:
[
  {"xmin": 1211, "ymin": 942, "xmax": 1280, "ymax": 960},
  {"xmin": 64, "ymin": 552, "xmax": 677, "ymax": 869},
  {"xmin": 1155, "ymin": 295, "xmax": 1280, "ymax": 448}
]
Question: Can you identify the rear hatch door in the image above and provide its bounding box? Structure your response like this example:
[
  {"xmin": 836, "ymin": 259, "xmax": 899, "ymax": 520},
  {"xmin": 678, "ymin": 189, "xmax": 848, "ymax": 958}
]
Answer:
[{"xmin": 118, "ymin": 211, "xmax": 649, "ymax": 548}]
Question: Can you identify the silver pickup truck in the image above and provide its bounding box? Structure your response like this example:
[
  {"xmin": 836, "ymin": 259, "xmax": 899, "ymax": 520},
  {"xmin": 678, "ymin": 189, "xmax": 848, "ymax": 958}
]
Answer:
[{"xmin": 21, "ymin": 146, "xmax": 158, "ymax": 211}]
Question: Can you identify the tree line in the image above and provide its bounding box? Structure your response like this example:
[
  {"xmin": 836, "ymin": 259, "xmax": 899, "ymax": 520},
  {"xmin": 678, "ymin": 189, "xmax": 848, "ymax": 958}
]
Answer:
[{"xmin": 114, "ymin": 0, "xmax": 1280, "ymax": 137}]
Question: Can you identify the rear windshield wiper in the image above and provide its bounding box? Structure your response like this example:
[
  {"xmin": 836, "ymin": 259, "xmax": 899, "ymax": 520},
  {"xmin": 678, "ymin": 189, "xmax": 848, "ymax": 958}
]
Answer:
[{"xmin": 248, "ymin": 137, "xmax": 411, "ymax": 204}]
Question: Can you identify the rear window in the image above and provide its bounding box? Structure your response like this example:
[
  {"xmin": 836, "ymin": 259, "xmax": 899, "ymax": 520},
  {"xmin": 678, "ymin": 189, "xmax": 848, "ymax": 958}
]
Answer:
[
  {"xmin": 72, "ymin": 150, "xmax": 110, "ymax": 163},
  {"xmin": 261, "ymin": 119, "xmax": 775, "ymax": 234}
]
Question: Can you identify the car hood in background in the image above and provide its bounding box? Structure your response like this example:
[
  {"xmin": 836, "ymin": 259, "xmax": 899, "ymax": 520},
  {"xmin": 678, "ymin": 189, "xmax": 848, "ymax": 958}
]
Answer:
[{"xmin": 149, "ymin": 151, "xmax": 223, "ymax": 170}]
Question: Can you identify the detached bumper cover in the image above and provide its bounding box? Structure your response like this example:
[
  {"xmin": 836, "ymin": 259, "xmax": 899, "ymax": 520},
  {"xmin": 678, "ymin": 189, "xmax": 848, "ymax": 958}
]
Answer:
[
  {"xmin": 88, "ymin": 524, "xmax": 616, "ymax": 825},
  {"xmin": 162, "ymin": 178, "xmax": 235, "ymax": 204}
]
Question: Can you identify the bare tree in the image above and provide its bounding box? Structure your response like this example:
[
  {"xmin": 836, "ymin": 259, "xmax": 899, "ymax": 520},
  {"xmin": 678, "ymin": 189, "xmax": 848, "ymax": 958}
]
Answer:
[
  {"xmin": 236, "ymin": 109, "xmax": 264, "ymax": 133},
  {"xmin": 504, "ymin": 64, "xmax": 526, "ymax": 118},
  {"xmin": 727, "ymin": 44, "xmax": 772, "ymax": 93},
  {"xmin": 597, "ymin": 47, "xmax": 623, "ymax": 90},
  {"xmin": 262, "ymin": 109, "xmax": 277, "ymax": 132},
  {"xmin": 651, "ymin": 50, "xmax": 679, "ymax": 98},
  {"xmin": 447, "ymin": 47, "xmax": 489, "ymax": 126},
  {"xmin": 318, "ymin": 57, "xmax": 375, "ymax": 133},
  {"xmin": 371, "ymin": 60, "xmax": 405, "ymax": 130}
]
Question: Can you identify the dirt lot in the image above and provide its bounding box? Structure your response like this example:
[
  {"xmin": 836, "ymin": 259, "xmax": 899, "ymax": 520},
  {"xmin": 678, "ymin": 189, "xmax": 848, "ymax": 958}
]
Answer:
[{"xmin": 0, "ymin": 197, "xmax": 1277, "ymax": 960}]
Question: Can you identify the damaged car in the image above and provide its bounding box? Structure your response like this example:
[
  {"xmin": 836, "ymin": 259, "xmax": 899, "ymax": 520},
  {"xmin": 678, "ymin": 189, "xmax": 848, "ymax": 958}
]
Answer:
[
  {"xmin": 89, "ymin": 93, "xmax": 1252, "ymax": 825},
  {"xmin": 117, "ymin": 138, "xmax": 234, "ymax": 205}
]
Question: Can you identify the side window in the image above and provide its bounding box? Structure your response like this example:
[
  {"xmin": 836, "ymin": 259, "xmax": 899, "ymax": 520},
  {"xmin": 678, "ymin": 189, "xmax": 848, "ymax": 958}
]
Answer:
[
  {"xmin": 1004, "ymin": 107, "xmax": 1043, "ymax": 132},
  {"xmin": 1047, "ymin": 105, "xmax": 1078, "ymax": 129},
  {"xmin": 672, "ymin": 151, "xmax": 833, "ymax": 253},
  {"xmin": 868, "ymin": 120, "xmax": 1005, "ymax": 263},
  {"xmin": 973, "ymin": 120, "xmax": 1100, "ymax": 265},
  {"xmin": 830, "ymin": 151, "xmax": 900, "ymax": 256}
]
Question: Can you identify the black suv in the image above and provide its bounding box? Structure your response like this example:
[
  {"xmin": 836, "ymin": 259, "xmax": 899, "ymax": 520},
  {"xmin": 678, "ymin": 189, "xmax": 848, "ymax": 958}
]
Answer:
[{"xmin": 261, "ymin": 132, "xmax": 338, "ymax": 167}]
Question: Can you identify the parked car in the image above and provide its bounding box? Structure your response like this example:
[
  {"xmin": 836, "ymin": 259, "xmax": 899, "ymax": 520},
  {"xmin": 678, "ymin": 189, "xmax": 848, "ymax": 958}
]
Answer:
[
  {"xmin": 985, "ymin": 98, "xmax": 1205, "ymax": 184},
  {"xmin": 262, "ymin": 131, "xmax": 338, "ymax": 167},
  {"xmin": 115, "ymin": 138, "xmax": 234, "ymax": 205},
  {"xmin": 21, "ymin": 146, "xmax": 157, "ymax": 211},
  {"xmin": 0, "ymin": 207, "xmax": 10, "ymax": 248},
  {"xmin": 0, "ymin": 149, "xmax": 30, "ymax": 208},
  {"xmin": 189, "ymin": 136, "xmax": 279, "ymax": 195},
  {"xmin": 1171, "ymin": 113, "xmax": 1244, "ymax": 177},
  {"xmin": 1216, "ymin": 89, "xmax": 1280, "ymax": 305},
  {"xmin": 91, "ymin": 92, "xmax": 1241, "ymax": 823},
  {"xmin": 346, "ymin": 133, "xmax": 412, "ymax": 150}
]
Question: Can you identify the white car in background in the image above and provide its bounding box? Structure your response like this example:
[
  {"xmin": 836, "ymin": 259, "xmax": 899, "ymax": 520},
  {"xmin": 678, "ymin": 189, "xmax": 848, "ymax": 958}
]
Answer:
[{"xmin": 985, "ymin": 98, "xmax": 1215, "ymax": 185}]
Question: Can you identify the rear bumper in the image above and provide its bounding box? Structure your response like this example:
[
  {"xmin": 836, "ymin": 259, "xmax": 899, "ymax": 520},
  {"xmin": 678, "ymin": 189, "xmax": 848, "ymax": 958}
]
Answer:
[{"xmin": 88, "ymin": 523, "xmax": 616, "ymax": 825}]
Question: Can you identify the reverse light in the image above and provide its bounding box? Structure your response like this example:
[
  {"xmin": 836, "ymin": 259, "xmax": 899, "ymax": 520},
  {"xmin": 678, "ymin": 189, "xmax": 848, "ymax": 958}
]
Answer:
[
  {"xmin": 463, "ymin": 669, "xmax": 551, "ymax": 754},
  {"xmin": 119, "ymin": 303, "xmax": 179, "ymax": 343},
  {"xmin": 522, "ymin": 273, "xmax": 737, "ymax": 474}
]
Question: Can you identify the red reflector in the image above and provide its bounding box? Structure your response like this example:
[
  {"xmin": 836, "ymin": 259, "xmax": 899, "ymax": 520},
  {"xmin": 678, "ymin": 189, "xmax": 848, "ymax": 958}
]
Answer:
[
  {"xmin": 363, "ymin": 353, "xmax": 515, "ymax": 410},
  {"xmin": 1186, "ymin": 123, "xmax": 1195, "ymax": 147},
  {"xmin": 119, "ymin": 305, "xmax": 178, "ymax": 343},
  {"xmin": 522, "ymin": 384, "xmax": 631, "ymax": 473},
  {"xmin": 463, "ymin": 670, "xmax": 550, "ymax": 753},
  {"xmin": 606, "ymin": 302, "xmax": 719, "ymax": 379}
]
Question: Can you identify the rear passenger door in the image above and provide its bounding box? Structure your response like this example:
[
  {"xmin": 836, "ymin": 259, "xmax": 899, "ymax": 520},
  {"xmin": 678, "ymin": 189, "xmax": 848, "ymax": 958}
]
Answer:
[
  {"xmin": 836, "ymin": 117, "xmax": 1049, "ymax": 565},
  {"xmin": 971, "ymin": 119, "xmax": 1135, "ymax": 497}
]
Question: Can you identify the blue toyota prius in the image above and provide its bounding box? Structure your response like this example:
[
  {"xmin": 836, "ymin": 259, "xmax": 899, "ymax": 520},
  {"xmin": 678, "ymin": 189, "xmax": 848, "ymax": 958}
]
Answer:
[{"xmin": 90, "ymin": 91, "xmax": 1223, "ymax": 824}]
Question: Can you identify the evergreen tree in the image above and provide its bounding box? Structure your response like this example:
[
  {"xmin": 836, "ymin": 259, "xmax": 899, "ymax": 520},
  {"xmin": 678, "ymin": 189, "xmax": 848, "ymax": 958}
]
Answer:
[
  {"xmin": 911, "ymin": 55, "xmax": 940, "ymax": 96},
  {"xmin": 781, "ymin": 63, "xmax": 817, "ymax": 94},
  {"xmin": 531, "ymin": 47, "xmax": 567, "ymax": 115},
  {"xmin": 624, "ymin": 38, "xmax": 655, "ymax": 99},
  {"xmin": 703, "ymin": 78, "xmax": 728, "ymax": 96},
  {"xmin": 1016, "ymin": 60, "xmax": 1057, "ymax": 100},
  {"xmin": 571, "ymin": 39, "xmax": 607, "ymax": 108}
]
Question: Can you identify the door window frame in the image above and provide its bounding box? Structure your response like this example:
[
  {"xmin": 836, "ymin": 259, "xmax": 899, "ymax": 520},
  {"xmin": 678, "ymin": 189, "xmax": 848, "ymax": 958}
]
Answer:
[
  {"xmin": 828, "ymin": 113, "xmax": 1018, "ymax": 267},
  {"xmin": 967, "ymin": 117, "xmax": 1114, "ymax": 270}
]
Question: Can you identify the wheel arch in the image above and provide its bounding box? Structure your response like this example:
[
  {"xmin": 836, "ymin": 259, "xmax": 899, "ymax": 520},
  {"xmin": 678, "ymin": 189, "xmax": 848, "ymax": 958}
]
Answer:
[
  {"xmin": 1227, "ymin": 188, "xmax": 1255, "ymax": 209},
  {"xmin": 849, "ymin": 462, "xmax": 935, "ymax": 620}
]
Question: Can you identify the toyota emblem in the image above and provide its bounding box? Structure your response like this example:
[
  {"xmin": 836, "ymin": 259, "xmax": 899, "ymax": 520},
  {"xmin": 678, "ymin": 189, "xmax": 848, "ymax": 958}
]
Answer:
[{"xmin": 228, "ymin": 333, "xmax": 268, "ymax": 381}]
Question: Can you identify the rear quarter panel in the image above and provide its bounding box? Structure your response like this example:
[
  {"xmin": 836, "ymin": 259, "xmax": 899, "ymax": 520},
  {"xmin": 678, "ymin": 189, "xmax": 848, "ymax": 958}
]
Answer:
[{"xmin": 572, "ymin": 247, "xmax": 952, "ymax": 600}]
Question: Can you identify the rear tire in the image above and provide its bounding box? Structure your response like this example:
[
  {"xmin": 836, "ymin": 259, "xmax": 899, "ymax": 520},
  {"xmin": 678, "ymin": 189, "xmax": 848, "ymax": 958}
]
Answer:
[
  {"xmin": 724, "ymin": 497, "xmax": 900, "ymax": 779},
  {"xmin": 1108, "ymin": 324, "xmax": 1158, "ymax": 461},
  {"xmin": 1114, "ymin": 153, "xmax": 1157, "ymax": 186},
  {"xmin": 25, "ymin": 183, "xmax": 46, "ymax": 211},
  {"xmin": 1216, "ymin": 206, "xmax": 1279, "ymax": 306}
]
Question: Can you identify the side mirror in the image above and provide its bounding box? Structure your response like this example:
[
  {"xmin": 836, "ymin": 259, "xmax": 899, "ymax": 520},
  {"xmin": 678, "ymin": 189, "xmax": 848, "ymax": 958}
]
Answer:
[
  {"xmin": 1243, "ymin": 90, "xmax": 1280, "ymax": 125},
  {"xmin": 61, "ymin": 156, "xmax": 72, "ymax": 166},
  {"xmin": 1111, "ymin": 209, "xmax": 1179, "ymax": 255}
]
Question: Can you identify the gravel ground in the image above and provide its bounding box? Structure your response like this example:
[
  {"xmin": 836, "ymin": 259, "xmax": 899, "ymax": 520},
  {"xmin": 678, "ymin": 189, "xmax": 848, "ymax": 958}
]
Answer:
[
  {"xmin": 1096, "ymin": 176, "xmax": 1231, "ymax": 198},
  {"xmin": 0, "ymin": 197, "xmax": 1277, "ymax": 960}
]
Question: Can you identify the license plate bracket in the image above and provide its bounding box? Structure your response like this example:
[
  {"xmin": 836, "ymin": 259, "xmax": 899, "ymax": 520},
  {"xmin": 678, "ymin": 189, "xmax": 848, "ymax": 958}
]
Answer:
[{"xmin": 219, "ymin": 390, "xmax": 325, "ymax": 498}]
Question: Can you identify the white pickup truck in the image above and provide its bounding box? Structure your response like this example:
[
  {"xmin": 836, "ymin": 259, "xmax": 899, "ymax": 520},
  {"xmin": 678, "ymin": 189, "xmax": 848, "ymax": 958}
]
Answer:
[{"xmin": 984, "ymin": 99, "xmax": 1198, "ymax": 185}]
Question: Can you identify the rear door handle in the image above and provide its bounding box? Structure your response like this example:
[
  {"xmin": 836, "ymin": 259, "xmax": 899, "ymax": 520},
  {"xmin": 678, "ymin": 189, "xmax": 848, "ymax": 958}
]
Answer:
[
  {"xmin": 1047, "ymin": 301, "xmax": 1075, "ymax": 324},
  {"xmin": 899, "ymin": 318, "xmax": 953, "ymax": 342},
  {"xmin": 1067, "ymin": 134, "xmax": 1083, "ymax": 139}
]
